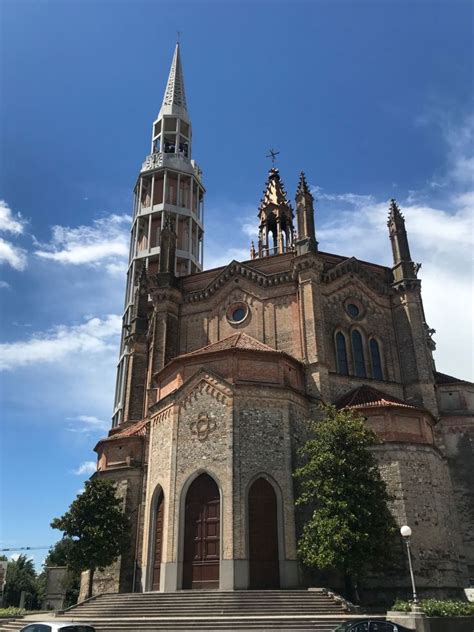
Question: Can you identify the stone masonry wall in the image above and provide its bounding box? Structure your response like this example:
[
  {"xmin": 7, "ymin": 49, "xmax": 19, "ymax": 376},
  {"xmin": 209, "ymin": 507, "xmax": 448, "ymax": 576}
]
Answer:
[{"xmin": 374, "ymin": 443, "xmax": 467, "ymax": 595}]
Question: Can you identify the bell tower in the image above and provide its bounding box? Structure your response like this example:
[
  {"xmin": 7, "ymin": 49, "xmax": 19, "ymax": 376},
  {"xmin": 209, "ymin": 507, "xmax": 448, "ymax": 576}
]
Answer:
[
  {"xmin": 112, "ymin": 43, "xmax": 205, "ymax": 427},
  {"xmin": 253, "ymin": 168, "xmax": 295, "ymax": 258}
]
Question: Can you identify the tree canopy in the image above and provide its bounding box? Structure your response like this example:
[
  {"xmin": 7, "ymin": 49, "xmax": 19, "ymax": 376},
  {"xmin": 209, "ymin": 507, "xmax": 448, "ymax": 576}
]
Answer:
[
  {"xmin": 294, "ymin": 404, "xmax": 397, "ymax": 600},
  {"xmin": 51, "ymin": 478, "xmax": 130, "ymax": 597},
  {"xmin": 3, "ymin": 555, "xmax": 40, "ymax": 609}
]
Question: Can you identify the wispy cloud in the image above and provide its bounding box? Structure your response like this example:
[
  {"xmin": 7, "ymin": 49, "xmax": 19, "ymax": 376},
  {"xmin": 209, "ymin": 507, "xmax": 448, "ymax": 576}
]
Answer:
[
  {"xmin": 0, "ymin": 200, "xmax": 26, "ymax": 235},
  {"xmin": 0, "ymin": 280, "xmax": 11, "ymax": 289},
  {"xmin": 66, "ymin": 415, "xmax": 109, "ymax": 434},
  {"xmin": 34, "ymin": 214, "xmax": 130, "ymax": 270},
  {"xmin": 73, "ymin": 461, "xmax": 97, "ymax": 476},
  {"xmin": 0, "ymin": 201, "xmax": 27, "ymax": 270},
  {"xmin": 0, "ymin": 314, "xmax": 121, "ymax": 371},
  {"xmin": 205, "ymin": 247, "xmax": 250, "ymax": 270}
]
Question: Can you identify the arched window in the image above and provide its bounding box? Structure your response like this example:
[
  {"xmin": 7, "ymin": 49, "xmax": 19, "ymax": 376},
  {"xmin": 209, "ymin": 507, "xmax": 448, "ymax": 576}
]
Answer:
[
  {"xmin": 351, "ymin": 330, "xmax": 367, "ymax": 378},
  {"xmin": 335, "ymin": 332, "xmax": 349, "ymax": 375},
  {"xmin": 370, "ymin": 338, "xmax": 383, "ymax": 380}
]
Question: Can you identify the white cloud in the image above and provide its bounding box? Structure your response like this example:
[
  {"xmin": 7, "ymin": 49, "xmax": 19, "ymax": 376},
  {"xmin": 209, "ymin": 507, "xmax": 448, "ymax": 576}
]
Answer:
[
  {"xmin": 0, "ymin": 200, "xmax": 26, "ymax": 235},
  {"xmin": 73, "ymin": 461, "xmax": 97, "ymax": 476},
  {"xmin": 204, "ymin": 247, "xmax": 250, "ymax": 270},
  {"xmin": 34, "ymin": 214, "xmax": 130, "ymax": 270},
  {"xmin": 0, "ymin": 236, "xmax": 27, "ymax": 270},
  {"xmin": 0, "ymin": 201, "xmax": 28, "ymax": 270},
  {"xmin": 66, "ymin": 415, "xmax": 109, "ymax": 434},
  {"xmin": 105, "ymin": 261, "xmax": 128, "ymax": 276},
  {"xmin": 0, "ymin": 314, "xmax": 121, "ymax": 371},
  {"xmin": 312, "ymin": 188, "xmax": 374, "ymax": 207},
  {"xmin": 0, "ymin": 280, "xmax": 10, "ymax": 289}
]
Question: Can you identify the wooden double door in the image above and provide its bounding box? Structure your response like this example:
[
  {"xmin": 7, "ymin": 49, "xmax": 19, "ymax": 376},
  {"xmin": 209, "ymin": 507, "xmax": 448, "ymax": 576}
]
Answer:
[
  {"xmin": 183, "ymin": 473, "xmax": 220, "ymax": 589},
  {"xmin": 248, "ymin": 477, "xmax": 280, "ymax": 589}
]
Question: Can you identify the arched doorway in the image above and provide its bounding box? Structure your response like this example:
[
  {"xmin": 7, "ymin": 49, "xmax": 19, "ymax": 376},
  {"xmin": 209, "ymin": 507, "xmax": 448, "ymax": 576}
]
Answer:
[
  {"xmin": 183, "ymin": 473, "xmax": 220, "ymax": 589},
  {"xmin": 151, "ymin": 490, "xmax": 164, "ymax": 590},
  {"xmin": 248, "ymin": 477, "xmax": 280, "ymax": 589}
]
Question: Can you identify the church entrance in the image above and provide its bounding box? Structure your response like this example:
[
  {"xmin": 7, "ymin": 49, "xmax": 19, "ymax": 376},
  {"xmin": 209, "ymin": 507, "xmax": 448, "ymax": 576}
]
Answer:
[
  {"xmin": 183, "ymin": 473, "xmax": 220, "ymax": 589},
  {"xmin": 248, "ymin": 477, "xmax": 280, "ymax": 589},
  {"xmin": 151, "ymin": 490, "xmax": 164, "ymax": 591}
]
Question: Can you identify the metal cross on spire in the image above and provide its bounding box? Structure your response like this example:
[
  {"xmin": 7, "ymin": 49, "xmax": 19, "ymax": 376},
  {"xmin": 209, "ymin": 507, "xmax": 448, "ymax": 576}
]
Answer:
[{"xmin": 266, "ymin": 148, "xmax": 280, "ymax": 166}]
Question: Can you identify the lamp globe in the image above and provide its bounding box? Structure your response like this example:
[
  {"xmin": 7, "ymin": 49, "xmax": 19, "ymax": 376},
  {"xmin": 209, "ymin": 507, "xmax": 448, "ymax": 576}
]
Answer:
[{"xmin": 400, "ymin": 525, "xmax": 412, "ymax": 538}]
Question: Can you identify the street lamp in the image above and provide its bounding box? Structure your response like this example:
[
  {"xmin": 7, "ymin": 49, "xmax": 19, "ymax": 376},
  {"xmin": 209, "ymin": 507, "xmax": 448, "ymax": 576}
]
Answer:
[{"xmin": 400, "ymin": 525, "xmax": 420, "ymax": 610}]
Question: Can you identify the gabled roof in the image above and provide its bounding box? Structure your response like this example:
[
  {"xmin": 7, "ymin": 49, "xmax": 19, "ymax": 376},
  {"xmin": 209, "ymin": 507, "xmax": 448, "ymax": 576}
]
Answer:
[
  {"xmin": 178, "ymin": 332, "xmax": 280, "ymax": 359},
  {"xmin": 95, "ymin": 419, "xmax": 148, "ymax": 448},
  {"xmin": 435, "ymin": 371, "xmax": 473, "ymax": 386},
  {"xmin": 335, "ymin": 384, "xmax": 419, "ymax": 411}
]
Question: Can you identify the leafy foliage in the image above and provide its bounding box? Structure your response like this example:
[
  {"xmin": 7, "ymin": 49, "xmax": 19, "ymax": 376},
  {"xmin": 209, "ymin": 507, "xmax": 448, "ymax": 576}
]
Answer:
[
  {"xmin": 51, "ymin": 478, "xmax": 131, "ymax": 597},
  {"xmin": 2, "ymin": 555, "xmax": 40, "ymax": 609},
  {"xmin": 393, "ymin": 599, "xmax": 474, "ymax": 616},
  {"xmin": 0, "ymin": 607, "xmax": 26, "ymax": 617},
  {"xmin": 294, "ymin": 405, "xmax": 398, "ymax": 586}
]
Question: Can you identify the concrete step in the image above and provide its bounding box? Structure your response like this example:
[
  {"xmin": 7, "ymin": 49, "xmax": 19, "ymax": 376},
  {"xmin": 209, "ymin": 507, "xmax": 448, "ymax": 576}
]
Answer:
[
  {"xmin": 0, "ymin": 590, "xmax": 353, "ymax": 632},
  {"xmin": 60, "ymin": 591, "xmax": 345, "ymax": 619}
]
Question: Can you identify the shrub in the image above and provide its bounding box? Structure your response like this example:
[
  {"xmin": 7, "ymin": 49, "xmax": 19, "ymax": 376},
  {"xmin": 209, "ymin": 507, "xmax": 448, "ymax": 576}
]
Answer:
[
  {"xmin": 0, "ymin": 607, "xmax": 26, "ymax": 618},
  {"xmin": 391, "ymin": 599, "xmax": 474, "ymax": 616}
]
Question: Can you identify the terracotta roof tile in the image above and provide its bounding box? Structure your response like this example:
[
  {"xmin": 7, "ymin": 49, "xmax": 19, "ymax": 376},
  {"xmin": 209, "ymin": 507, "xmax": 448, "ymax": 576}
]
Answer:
[
  {"xmin": 98, "ymin": 419, "xmax": 148, "ymax": 444},
  {"xmin": 177, "ymin": 332, "xmax": 280, "ymax": 358},
  {"xmin": 335, "ymin": 385, "xmax": 419, "ymax": 411}
]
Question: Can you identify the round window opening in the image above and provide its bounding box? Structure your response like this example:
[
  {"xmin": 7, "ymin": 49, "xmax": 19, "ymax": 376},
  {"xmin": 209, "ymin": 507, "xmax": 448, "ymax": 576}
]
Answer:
[
  {"xmin": 232, "ymin": 307, "xmax": 246, "ymax": 321},
  {"xmin": 347, "ymin": 303, "xmax": 360, "ymax": 318},
  {"xmin": 226, "ymin": 303, "xmax": 249, "ymax": 325}
]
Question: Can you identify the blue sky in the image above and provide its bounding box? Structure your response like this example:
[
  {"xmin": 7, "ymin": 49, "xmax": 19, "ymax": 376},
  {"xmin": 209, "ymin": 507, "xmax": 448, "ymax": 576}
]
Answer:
[{"xmin": 1, "ymin": 0, "xmax": 473, "ymax": 568}]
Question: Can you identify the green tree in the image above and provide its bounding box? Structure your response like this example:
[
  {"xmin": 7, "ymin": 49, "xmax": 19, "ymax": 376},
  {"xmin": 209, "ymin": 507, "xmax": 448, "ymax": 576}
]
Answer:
[
  {"xmin": 51, "ymin": 478, "xmax": 131, "ymax": 599},
  {"xmin": 3, "ymin": 555, "xmax": 39, "ymax": 608},
  {"xmin": 294, "ymin": 404, "xmax": 397, "ymax": 602}
]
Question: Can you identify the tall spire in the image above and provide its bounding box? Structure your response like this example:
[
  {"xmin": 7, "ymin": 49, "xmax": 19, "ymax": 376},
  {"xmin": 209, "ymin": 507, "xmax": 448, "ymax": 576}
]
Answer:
[
  {"xmin": 295, "ymin": 171, "xmax": 318, "ymax": 255},
  {"xmin": 112, "ymin": 42, "xmax": 205, "ymax": 428},
  {"xmin": 387, "ymin": 199, "xmax": 417, "ymax": 284},
  {"xmin": 159, "ymin": 43, "xmax": 188, "ymax": 121}
]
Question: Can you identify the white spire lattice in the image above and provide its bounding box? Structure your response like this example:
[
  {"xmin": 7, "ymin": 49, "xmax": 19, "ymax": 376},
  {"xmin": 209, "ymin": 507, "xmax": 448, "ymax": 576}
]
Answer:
[{"xmin": 162, "ymin": 43, "xmax": 187, "ymax": 110}]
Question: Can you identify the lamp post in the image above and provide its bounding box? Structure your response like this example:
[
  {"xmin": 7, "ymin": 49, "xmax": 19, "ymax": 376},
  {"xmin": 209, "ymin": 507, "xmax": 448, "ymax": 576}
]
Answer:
[{"xmin": 400, "ymin": 525, "xmax": 420, "ymax": 610}]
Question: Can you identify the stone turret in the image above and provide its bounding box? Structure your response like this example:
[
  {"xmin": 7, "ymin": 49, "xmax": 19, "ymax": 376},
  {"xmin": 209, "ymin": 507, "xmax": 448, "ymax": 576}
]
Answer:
[
  {"xmin": 387, "ymin": 199, "xmax": 418, "ymax": 286},
  {"xmin": 295, "ymin": 171, "xmax": 318, "ymax": 255},
  {"xmin": 255, "ymin": 168, "xmax": 295, "ymax": 258}
]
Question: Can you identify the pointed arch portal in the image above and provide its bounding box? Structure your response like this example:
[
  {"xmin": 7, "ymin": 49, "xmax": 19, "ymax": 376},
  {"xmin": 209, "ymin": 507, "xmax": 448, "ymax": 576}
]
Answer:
[
  {"xmin": 248, "ymin": 477, "xmax": 280, "ymax": 589},
  {"xmin": 183, "ymin": 473, "xmax": 220, "ymax": 589}
]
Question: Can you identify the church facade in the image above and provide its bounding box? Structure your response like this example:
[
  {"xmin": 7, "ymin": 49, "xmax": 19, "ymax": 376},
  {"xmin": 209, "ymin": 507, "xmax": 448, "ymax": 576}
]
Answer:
[{"xmin": 85, "ymin": 44, "xmax": 474, "ymax": 600}]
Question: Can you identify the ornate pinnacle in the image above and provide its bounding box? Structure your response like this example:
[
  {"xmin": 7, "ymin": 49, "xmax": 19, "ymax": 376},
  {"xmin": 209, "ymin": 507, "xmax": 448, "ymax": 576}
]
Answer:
[
  {"xmin": 388, "ymin": 198, "xmax": 405, "ymax": 225},
  {"xmin": 296, "ymin": 171, "xmax": 312, "ymax": 197}
]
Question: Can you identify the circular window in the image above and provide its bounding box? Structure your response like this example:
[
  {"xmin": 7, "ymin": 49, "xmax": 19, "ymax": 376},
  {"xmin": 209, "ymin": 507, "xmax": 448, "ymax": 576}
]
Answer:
[
  {"xmin": 347, "ymin": 303, "xmax": 360, "ymax": 318},
  {"xmin": 232, "ymin": 307, "xmax": 246, "ymax": 321},
  {"xmin": 226, "ymin": 302, "xmax": 249, "ymax": 325}
]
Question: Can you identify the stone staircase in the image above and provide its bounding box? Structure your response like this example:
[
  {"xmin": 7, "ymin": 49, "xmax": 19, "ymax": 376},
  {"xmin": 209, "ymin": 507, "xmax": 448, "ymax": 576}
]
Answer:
[{"xmin": 0, "ymin": 590, "xmax": 357, "ymax": 631}]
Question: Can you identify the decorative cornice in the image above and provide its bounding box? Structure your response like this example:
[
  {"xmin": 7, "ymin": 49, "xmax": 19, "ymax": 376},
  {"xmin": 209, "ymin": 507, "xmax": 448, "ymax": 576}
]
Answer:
[
  {"xmin": 183, "ymin": 260, "xmax": 294, "ymax": 303},
  {"xmin": 291, "ymin": 252, "xmax": 324, "ymax": 277},
  {"xmin": 322, "ymin": 257, "xmax": 390, "ymax": 295},
  {"xmin": 180, "ymin": 374, "xmax": 233, "ymax": 409}
]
